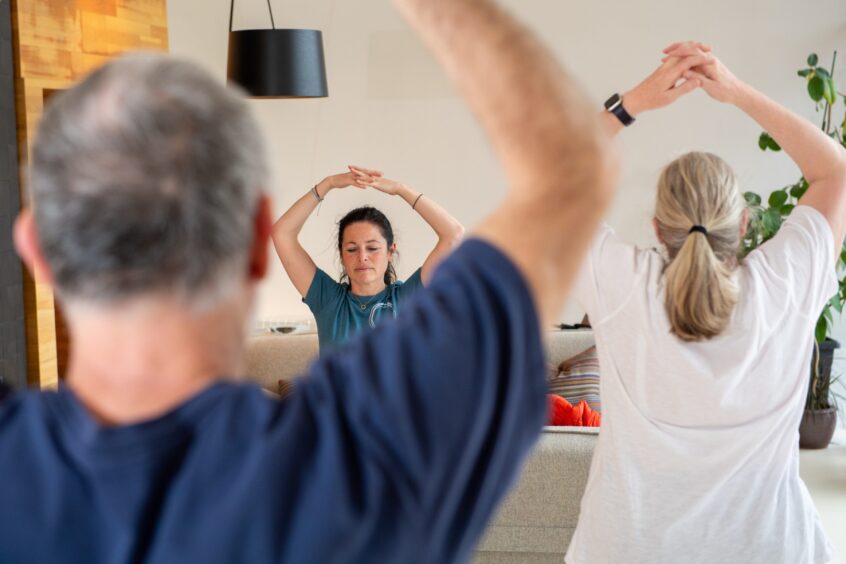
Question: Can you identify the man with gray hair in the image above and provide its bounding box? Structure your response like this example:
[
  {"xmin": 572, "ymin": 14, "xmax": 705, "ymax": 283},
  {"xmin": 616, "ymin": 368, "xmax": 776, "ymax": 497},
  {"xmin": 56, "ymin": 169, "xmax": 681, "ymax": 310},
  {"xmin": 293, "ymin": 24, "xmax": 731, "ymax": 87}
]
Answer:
[{"xmin": 1, "ymin": 0, "xmax": 615, "ymax": 563}]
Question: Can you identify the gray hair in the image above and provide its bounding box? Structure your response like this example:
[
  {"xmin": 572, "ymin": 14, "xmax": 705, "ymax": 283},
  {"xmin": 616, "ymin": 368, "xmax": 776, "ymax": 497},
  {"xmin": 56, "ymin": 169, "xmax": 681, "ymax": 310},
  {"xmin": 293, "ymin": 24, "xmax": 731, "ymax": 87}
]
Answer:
[{"xmin": 30, "ymin": 52, "xmax": 267, "ymax": 306}]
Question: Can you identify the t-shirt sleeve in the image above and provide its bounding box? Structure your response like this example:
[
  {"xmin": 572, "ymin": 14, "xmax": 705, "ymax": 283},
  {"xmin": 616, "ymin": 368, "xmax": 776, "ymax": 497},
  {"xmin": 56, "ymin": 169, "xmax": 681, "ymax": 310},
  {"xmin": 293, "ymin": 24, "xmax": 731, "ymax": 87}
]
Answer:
[
  {"xmin": 754, "ymin": 205, "xmax": 838, "ymax": 316},
  {"xmin": 302, "ymin": 268, "xmax": 345, "ymax": 315},
  {"xmin": 573, "ymin": 222, "xmax": 642, "ymax": 325},
  {"xmin": 295, "ymin": 239, "xmax": 547, "ymax": 562},
  {"xmin": 394, "ymin": 267, "xmax": 423, "ymax": 302}
]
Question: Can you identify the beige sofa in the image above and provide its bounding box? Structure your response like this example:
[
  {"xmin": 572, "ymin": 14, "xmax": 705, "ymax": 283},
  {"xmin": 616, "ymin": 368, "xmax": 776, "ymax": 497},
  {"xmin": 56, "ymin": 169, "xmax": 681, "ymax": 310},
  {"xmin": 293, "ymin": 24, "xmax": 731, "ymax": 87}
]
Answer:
[{"xmin": 245, "ymin": 329, "xmax": 598, "ymax": 563}]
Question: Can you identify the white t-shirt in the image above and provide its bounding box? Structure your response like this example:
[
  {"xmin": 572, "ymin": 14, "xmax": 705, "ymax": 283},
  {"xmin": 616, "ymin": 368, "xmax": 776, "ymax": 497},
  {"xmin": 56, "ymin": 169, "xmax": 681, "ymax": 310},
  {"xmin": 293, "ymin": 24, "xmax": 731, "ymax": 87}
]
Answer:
[{"xmin": 566, "ymin": 205, "xmax": 837, "ymax": 564}]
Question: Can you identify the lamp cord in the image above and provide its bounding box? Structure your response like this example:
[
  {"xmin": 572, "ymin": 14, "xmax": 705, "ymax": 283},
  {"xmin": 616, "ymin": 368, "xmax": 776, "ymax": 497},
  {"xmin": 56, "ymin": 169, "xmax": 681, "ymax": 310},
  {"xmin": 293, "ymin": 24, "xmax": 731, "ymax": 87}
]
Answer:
[
  {"xmin": 228, "ymin": 0, "xmax": 276, "ymax": 32},
  {"xmin": 267, "ymin": 0, "xmax": 276, "ymax": 29}
]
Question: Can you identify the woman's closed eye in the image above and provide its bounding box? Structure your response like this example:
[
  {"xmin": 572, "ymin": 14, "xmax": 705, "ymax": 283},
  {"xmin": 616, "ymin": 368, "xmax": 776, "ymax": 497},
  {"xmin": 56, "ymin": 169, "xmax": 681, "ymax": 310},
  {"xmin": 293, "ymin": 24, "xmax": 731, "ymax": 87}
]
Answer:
[{"xmin": 345, "ymin": 246, "xmax": 382, "ymax": 254}]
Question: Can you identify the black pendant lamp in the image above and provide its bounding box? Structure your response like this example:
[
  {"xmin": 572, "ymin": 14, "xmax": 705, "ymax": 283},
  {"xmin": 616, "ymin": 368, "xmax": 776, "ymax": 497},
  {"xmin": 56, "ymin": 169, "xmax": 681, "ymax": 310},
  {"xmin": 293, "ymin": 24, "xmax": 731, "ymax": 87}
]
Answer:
[{"xmin": 227, "ymin": 0, "xmax": 328, "ymax": 98}]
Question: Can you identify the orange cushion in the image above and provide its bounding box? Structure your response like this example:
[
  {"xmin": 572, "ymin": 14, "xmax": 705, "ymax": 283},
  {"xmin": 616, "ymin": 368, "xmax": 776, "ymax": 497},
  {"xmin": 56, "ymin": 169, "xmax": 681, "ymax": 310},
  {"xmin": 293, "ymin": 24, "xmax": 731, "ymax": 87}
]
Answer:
[{"xmin": 547, "ymin": 394, "xmax": 601, "ymax": 427}]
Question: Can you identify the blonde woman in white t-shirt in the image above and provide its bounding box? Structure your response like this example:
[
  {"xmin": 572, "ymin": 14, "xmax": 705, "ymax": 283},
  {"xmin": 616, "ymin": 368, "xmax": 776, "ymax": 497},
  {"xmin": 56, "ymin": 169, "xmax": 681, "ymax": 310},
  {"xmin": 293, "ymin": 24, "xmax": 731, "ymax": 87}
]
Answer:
[{"xmin": 567, "ymin": 42, "xmax": 846, "ymax": 564}]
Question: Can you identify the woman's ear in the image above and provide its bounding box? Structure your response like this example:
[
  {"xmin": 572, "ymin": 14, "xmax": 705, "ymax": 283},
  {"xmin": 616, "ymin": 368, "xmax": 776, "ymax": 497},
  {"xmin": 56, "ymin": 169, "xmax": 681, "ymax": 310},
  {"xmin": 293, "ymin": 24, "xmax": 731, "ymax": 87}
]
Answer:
[
  {"xmin": 651, "ymin": 217, "xmax": 664, "ymax": 245},
  {"xmin": 739, "ymin": 208, "xmax": 749, "ymax": 238},
  {"xmin": 389, "ymin": 242, "xmax": 398, "ymax": 256}
]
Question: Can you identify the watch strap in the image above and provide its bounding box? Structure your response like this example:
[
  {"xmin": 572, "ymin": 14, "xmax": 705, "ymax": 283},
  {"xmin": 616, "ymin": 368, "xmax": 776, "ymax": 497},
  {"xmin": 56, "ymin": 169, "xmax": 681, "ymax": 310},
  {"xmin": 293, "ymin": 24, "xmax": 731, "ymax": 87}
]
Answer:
[{"xmin": 604, "ymin": 93, "xmax": 635, "ymax": 126}]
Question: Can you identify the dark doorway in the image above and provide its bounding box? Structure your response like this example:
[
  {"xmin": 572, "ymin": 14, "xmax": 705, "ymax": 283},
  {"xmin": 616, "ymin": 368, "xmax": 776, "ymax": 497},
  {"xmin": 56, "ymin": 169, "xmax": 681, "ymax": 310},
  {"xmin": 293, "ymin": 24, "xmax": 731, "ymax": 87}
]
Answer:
[{"xmin": 0, "ymin": 0, "xmax": 27, "ymax": 389}]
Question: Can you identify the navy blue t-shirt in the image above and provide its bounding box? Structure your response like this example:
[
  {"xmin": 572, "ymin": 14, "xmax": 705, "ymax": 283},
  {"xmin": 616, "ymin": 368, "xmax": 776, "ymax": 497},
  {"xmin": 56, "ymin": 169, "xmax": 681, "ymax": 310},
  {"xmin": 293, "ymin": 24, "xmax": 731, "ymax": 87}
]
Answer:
[{"xmin": 0, "ymin": 239, "xmax": 547, "ymax": 564}]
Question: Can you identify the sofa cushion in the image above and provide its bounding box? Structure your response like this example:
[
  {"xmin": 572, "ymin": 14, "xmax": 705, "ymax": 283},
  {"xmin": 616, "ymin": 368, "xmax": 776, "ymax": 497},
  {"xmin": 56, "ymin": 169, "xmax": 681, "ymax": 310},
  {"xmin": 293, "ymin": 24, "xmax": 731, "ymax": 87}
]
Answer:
[
  {"xmin": 245, "ymin": 333, "xmax": 319, "ymax": 391},
  {"xmin": 246, "ymin": 329, "xmax": 595, "ymax": 393},
  {"xmin": 548, "ymin": 345, "xmax": 600, "ymax": 413},
  {"xmin": 547, "ymin": 395, "xmax": 600, "ymax": 427},
  {"xmin": 475, "ymin": 427, "xmax": 598, "ymax": 559},
  {"xmin": 544, "ymin": 329, "xmax": 594, "ymax": 364}
]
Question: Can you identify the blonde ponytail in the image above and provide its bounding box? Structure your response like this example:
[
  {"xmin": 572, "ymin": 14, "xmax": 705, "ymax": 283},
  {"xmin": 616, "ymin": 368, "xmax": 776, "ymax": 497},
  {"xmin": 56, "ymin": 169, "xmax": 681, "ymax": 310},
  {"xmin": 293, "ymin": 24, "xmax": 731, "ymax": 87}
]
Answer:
[{"xmin": 655, "ymin": 152, "xmax": 744, "ymax": 341}]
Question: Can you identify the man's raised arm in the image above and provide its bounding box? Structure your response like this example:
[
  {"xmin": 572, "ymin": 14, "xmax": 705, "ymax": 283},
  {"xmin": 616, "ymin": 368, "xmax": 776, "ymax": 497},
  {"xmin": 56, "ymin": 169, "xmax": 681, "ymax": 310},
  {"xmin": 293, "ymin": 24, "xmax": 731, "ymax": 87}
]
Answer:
[{"xmin": 393, "ymin": 0, "xmax": 618, "ymax": 322}]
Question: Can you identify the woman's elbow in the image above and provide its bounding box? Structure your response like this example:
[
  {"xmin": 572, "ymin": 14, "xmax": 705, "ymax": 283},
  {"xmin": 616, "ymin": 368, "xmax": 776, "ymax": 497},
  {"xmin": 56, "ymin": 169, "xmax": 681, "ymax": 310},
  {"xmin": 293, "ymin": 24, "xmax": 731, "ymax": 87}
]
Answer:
[
  {"xmin": 271, "ymin": 221, "xmax": 297, "ymax": 248},
  {"xmin": 447, "ymin": 223, "xmax": 465, "ymax": 247}
]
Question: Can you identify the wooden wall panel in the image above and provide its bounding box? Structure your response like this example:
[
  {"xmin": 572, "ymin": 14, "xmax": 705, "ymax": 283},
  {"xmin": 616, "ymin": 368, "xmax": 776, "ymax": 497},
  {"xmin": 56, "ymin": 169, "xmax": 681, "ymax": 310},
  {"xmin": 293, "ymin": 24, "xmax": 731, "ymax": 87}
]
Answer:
[{"xmin": 12, "ymin": 0, "xmax": 168, "ymax": 387}]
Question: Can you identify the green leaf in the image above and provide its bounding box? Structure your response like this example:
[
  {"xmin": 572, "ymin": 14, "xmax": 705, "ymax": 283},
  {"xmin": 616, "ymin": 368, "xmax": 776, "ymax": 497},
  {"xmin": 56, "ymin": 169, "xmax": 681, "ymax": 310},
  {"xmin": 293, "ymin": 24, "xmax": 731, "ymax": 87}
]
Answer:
[
  {"xmin": 798, "ymin": 68, "xmax": 812, "ymax": 78},
  {"xmin": 815, "ymin": 67, "xmax": 831, "ymax": 80},
  {"xmin": 744, "ymin": 191, "xmax": 762, "ymax": 206},
  {"xmin": 833, "ymin": 293, "xmax": 843, "ymax": 314},
  {"xmin": 780, "ymin": 204, "xmax": 795, "ymax": 215},
  {"xmin": 762, "ymin": 209, "xmax": 782, "ymax": 234},
  {"xmin": 789, "ymin": 181, "xmax": 808, "ymax": 199},
  {"xmin": 823, "ymin": 78, "xmax": 836, "ymax": 105},
  {"xmin": 808, "ymin": 76, "xmax": 825, "ymax": 101},
  {"xmin": 768, "ymin": 190, "xmax": 789, "ymax": 208},
  {"xmin": 824, "ymin": 306, "xmax": 833, "ymax": 324},
  {"xmin": 816, "ymin": 315, "xmax": 828, "ymax": 343},
  {"xmin": 758, "ymin": 132, "xmax": 781, "ymax": 151},
  {"xmin": 808, "ymin": 53, "xmax": 818, "ymax": 66}
]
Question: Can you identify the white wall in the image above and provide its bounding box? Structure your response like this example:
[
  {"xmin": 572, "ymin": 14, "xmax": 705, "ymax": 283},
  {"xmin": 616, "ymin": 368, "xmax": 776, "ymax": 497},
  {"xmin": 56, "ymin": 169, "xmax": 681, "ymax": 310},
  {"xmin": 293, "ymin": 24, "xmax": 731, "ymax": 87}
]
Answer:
[{"xmin": 168, "ymin": 0, "xmax": 846, "ymax": 401}]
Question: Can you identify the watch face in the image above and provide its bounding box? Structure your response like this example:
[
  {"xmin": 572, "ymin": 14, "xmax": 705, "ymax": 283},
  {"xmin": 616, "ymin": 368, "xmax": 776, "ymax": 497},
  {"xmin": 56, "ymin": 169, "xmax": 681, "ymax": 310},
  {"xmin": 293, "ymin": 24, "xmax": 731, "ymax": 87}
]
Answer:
[{"xmin": 604, "ymin": 93, "xmax": 621, "ymax": 110}]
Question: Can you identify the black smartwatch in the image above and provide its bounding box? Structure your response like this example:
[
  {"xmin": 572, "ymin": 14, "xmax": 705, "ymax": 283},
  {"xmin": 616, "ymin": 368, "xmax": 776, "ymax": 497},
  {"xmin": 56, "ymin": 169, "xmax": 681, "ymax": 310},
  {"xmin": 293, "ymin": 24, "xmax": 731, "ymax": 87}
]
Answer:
[{"xmin": 604, "ymin": 93, "xmax": 635, "ymax": 127}]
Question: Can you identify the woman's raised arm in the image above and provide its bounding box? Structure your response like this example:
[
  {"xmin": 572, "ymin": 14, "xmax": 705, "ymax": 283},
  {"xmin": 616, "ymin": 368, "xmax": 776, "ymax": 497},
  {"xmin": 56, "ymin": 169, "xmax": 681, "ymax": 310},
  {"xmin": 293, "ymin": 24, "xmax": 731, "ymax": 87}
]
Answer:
[
  {"xmin": 272, "ymin": 169, "xmax": 376, "ymax": 296},
  {"xmin": 352, "ymin": 165, "xmax": 465, "ymax": 284}
]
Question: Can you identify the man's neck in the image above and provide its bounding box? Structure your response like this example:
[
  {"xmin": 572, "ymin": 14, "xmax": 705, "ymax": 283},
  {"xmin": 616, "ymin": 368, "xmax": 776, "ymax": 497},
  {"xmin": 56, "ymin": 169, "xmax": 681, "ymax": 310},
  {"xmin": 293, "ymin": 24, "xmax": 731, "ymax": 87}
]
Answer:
[{"xmin": 64, "ymin": 296, "xmax": 248, "ymax": 426}]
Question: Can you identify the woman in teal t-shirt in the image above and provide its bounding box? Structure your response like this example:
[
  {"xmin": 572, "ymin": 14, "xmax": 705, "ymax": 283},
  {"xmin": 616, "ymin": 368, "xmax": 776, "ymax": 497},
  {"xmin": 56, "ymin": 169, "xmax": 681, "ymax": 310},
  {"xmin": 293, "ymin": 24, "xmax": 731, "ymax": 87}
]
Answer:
[{"xmin": 272, "ymin": 166, "xmax": 465, "ymax": 350}]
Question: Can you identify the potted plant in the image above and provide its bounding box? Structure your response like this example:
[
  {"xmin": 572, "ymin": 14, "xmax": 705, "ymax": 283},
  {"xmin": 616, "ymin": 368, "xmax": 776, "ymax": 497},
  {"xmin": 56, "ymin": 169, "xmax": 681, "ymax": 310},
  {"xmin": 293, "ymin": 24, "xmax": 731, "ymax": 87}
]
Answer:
[
  {"xmin": 801, "ymin": 369, "xmax": 842, "ymax": 449},
  {"xmin": 742, "ymin": 51, "xmax": 845, "ymax": 449}
]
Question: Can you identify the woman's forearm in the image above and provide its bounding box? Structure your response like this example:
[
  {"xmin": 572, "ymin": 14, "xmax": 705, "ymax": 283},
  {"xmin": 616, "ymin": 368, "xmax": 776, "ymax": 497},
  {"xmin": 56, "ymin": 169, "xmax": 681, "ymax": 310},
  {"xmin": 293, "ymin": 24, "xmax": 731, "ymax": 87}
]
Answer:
[
  {"xmin": 733, "ymin": 83, "xmax": 846, "ymax": 186},
  {"xmin": 395, "ymin": 184, "xmax": 464, "ymax": 243},
  {"xmin": 600, "ymin": 112, "xmax": 626, "ymax": 137},
  {"xmin": 272, "ymin": 179, "xmax": 332, "ymax": 240}
]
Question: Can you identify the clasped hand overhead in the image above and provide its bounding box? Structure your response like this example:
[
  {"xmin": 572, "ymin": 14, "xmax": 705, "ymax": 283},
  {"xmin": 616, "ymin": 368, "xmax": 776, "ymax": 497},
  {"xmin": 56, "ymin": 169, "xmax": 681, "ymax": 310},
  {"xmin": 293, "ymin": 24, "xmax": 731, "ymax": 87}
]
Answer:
[
  {"xmin": 624, "ymin": 41, "xmax": 743, "ymax": 115},
  {"xmin": 323, "ymin": 165, "xmax": 405, "ymax": 196}
]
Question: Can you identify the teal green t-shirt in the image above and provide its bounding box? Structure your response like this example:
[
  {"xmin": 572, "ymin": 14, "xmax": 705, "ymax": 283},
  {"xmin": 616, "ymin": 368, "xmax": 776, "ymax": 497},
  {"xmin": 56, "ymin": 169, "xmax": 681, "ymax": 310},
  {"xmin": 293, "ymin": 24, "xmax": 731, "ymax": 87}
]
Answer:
[{"xmin": 304, "ymin": 268, "xmax": 424, "ymax": 350}]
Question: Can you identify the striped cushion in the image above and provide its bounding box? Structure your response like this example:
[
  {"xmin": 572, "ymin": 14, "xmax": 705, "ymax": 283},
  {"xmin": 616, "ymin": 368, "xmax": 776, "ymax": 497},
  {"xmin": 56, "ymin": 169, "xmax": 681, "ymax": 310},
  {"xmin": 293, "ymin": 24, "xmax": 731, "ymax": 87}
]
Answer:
[{"xmin": 547, "ymin": 345, "xmax": 601, "ymax": 413}]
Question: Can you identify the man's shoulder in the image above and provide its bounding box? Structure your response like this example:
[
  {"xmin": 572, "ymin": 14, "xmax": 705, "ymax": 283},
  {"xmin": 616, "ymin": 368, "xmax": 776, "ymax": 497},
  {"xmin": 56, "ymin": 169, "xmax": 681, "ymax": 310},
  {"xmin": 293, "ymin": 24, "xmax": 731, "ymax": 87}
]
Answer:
[{"xmin": 430, "ymin": 238, "xmax": 528, "ymax": 294}]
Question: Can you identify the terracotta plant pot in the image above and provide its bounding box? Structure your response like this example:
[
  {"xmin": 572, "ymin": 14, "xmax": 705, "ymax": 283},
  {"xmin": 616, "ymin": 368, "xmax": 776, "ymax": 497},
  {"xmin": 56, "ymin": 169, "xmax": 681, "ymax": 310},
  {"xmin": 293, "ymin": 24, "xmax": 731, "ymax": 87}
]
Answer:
[{"xmin": 799, "ymin": 408, "xmax": 838, "ymax": 449}]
